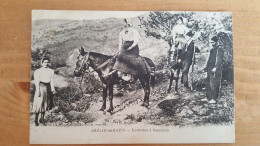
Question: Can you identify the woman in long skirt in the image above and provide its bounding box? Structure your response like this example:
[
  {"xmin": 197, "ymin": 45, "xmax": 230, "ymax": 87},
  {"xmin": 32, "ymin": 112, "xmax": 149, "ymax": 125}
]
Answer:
[
  {"xmin": 112, "ymin": 19, "xmax": 149, "ymax": 79},
  {"xmin": 32, "ymin": 58, "xmax": 56, "ymax": 126}
]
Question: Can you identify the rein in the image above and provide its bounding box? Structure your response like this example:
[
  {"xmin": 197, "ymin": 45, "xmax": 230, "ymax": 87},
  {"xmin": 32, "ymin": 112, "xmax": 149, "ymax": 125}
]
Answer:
[{"xmin": 80, "ymin": 52, "xmax": 114, "ymax": 74}]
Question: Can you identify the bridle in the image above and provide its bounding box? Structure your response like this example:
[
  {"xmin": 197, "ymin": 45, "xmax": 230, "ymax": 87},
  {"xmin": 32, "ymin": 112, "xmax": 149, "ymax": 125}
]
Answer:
[
  {"xmin": 77, "ymin": 52, "xmax": 90, "ymax": 74},
  {"xmin": 76, "ymin": 51, "xmax": 115, "ymax": 75}
]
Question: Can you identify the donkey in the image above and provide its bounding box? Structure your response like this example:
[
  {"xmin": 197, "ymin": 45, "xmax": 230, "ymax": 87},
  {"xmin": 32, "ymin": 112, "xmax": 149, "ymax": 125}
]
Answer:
[
  {"xmin": 74, "ymin": 47, "xmax": 155, "ymax": 114},
  {"xmin": 167, "ymin": 40, "xmax": 196, "ymax": 93}
]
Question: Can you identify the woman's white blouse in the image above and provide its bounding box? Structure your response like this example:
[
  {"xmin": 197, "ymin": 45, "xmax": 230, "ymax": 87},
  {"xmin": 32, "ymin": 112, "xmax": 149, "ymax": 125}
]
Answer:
[
  {"xmin": 172, "ymin": 24, "xmax": 189, "ymax": 37},
  {"xmin": 119, "ymin": 27, "xmax": 140, "ymax": 42},
  {"xmin": 34, "ymin": 67, "xmax": 55, "ymax": 91}
]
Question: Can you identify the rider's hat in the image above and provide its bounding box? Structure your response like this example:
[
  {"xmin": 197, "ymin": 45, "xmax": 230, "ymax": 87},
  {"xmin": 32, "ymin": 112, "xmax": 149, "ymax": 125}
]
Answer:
[
  {"xmin": 177, "ymin": 16, "xmax": 184, "ymax": 23},
  {"xmin": 123, "ymin": 18, "xmax": 133, "ymax": 27}
]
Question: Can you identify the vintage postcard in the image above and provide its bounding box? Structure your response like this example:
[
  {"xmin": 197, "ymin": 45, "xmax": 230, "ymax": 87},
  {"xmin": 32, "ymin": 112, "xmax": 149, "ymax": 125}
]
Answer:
[{"xmin": 30, "ymin": 10, "xmax": 234, "ymax": 144}]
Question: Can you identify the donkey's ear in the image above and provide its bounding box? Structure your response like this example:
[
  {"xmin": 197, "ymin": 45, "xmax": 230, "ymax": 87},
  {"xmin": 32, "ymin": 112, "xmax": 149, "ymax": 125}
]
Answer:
[{"xmin": 80, "ymin": 47, "xmax": 85, "ymax": 55}]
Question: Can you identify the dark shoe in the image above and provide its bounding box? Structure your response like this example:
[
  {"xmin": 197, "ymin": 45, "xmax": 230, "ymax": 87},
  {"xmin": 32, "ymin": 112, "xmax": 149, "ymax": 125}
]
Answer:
[
  {"xmin": 39, "ymin": 118, "xmax": 43, "ymax": 123},
  {"xmin": 39, "ymin": 118, "xmax": 47, "ymax": 126},
  {"xmin": 35, "ymin": 119, "xmax": 39, "ymax": 126}
]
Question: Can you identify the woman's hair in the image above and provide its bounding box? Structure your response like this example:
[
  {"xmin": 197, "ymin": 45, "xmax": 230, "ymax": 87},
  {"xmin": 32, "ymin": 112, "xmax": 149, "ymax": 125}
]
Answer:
[
  {"xmin": 41, "ymin": 57, "xmax": 50, "ymax": 63},
  {"xmin": 123, "ymin": 18, "xmax": 133, "ymax": 27},
  {"xmin": 177, "ymin": 17, "xmax": 184, "ymax": 23}
]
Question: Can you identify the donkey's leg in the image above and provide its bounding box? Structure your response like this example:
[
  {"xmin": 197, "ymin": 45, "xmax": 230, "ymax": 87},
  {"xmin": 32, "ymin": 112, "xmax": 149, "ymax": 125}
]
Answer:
[
  {"xmin": 140, "ymin": 77, "xmax": 149, "ymax": 108},
  {"xmin": 107, "ymin": 84, "xmax": 114, "ymax": 113},
  {"xmin": 144, "ymin": 77, "xmax": 151, "ymax": 107},
  {"xmin": 181, "ymin": 74, "xmax": 184, "ymax": 83},
  {"xmin": 168, "ymin": 69, "xmax": 174, "ymax": 93},
  {"xmin": 100, "ymin": 85, "xmax": 107, "ymax": 111},
  {"xmin": 175, "ymin": 69, "xmax": 180, "ymax": 92},
  {"xmin": 182, "ymin": 62, "xmax": 190, "ymax": 89}
]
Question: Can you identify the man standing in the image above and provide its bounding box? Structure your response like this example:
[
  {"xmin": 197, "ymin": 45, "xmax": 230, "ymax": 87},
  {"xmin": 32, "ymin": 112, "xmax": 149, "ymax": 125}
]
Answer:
[
  {"xmin": 180, "ymin": 31, "xmax": 196, "ymax": 89},
  {"xmin": 202, "ymin": 36, "xmax": 224, "ymax": 104}
]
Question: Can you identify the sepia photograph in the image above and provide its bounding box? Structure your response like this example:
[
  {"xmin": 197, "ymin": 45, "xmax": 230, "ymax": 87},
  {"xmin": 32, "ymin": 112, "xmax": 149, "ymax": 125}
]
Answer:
[{"xmin": 30, "ymin": 10, "xmax": 234, "ymax": 144}]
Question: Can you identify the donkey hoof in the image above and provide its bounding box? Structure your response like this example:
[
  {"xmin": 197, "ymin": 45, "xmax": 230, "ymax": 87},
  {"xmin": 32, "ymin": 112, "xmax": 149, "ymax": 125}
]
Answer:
[
  {"xmin": 106, "ymin": 112, "xmax": 112, "ymax": 116},
  {"xmin": 99, "ymin": 108, "xmax": 105, "ymax": 111},
  {"xmin": 39, "ymin": 118, "xmax": 44, "ymax": 124},
  {"xmin": 106, "ymin": 110, "xmax": 113, "ymax": 115},
  {"xmin": 35, "ymin": 122, "xmax": 39, "ymax": 126},
  {"xmin": 107, "ymin": 109, "xmax": 113, "ymax": 114},
  {"xmin": 98, "ymin": 110, "xmax": 105, "ymax": 114},
  {"xmin": 141, "ymin": 103, "xmax": 149, "ymax": 108}
]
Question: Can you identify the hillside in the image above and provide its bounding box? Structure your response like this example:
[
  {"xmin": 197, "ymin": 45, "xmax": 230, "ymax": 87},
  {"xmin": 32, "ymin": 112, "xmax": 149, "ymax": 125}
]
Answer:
[{"xmin": 31, "ymin": 14, "xmax": 168, "ymax": 69}]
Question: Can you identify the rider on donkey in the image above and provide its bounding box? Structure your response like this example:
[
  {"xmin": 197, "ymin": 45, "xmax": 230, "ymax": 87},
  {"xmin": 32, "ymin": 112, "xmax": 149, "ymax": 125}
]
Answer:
[
  {"xmin": 168, "ymin": 16, "xmax": 190, "ymax": 71},
  {"xmin": 168, "ymin": 16, "xmax": 198, "ymax": 91},
  {"xmin": 108, "ymin": 18, "xmax": 151, "ymax": 80},
  {"xmin": 171, "ymin": 17, "xmax": 190, "ymax": 57}
]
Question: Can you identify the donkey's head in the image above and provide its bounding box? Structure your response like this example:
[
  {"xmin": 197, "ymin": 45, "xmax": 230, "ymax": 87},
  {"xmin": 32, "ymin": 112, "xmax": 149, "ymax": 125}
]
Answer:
[{"xmin": 74, "ymin": 47, "xmax": 90, "ymax": 77}]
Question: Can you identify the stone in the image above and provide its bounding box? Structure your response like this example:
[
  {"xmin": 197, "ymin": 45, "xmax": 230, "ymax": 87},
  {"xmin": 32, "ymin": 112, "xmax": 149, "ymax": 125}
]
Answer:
[{"xmin": 177, "ymin": 107, "xmax": 194, "ymax": 117}]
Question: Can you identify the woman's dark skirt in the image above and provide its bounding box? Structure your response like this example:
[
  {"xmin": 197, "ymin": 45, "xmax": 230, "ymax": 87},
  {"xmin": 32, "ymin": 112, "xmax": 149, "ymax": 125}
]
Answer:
[
  {"xmin": 113, "ymin": 41, "xmax": 149, "ymax": 75},
  {"xmin": 32, "ymin": 82, "xmax": 54, "ymax": 113}
]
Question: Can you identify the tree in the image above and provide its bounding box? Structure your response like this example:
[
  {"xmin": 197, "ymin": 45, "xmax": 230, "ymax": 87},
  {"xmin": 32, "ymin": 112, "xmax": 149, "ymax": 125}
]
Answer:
[
  {"xmin": 31, "ymin": 49, "xmax": 51, "ymax": 70},
  {"xmin": 138, "ymin": 11, "xmax": 195, "ymax": 48},
  {"xmin": 139, "ymin": 11, "xmax": 233, "ymax": 82}
]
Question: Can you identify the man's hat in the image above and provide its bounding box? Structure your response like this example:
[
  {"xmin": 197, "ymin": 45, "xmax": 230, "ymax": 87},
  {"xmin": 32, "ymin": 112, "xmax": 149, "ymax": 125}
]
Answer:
[{"xmin": 211, "ymin": 36, "xmax": 218, "ymax": 42}]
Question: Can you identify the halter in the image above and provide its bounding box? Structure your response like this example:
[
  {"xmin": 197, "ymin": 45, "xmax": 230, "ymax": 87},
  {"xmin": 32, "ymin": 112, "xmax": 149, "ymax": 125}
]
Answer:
[
  {"xmin": 78, "ymin": 52, "xmax": 90, "ymax": 73},
  {"xmin": 77, "ymin": 51, "xmax": 115, "ymax": 74},
  {"xmin": 78, "ymin": 52, "xmax": 100, "ymax": 74}
]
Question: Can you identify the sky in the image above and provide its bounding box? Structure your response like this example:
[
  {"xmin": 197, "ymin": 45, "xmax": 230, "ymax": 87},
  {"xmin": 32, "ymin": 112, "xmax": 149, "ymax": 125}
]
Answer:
[{"xmin": 32, "ymin": 10, "xmax": 149, "ymax": 21}]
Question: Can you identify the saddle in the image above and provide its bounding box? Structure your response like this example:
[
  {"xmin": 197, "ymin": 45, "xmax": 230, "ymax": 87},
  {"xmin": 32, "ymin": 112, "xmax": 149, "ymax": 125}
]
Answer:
[{"xmin": 103, "ymin": 54, "xmax": 151, "ymax": 81}]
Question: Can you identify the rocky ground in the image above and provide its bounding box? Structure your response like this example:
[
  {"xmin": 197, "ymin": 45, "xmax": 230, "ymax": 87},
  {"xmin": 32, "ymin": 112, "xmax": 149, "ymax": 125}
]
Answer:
[{"xmin": 30, "ymin": 81, "xmax": 234, "ymax": 127}]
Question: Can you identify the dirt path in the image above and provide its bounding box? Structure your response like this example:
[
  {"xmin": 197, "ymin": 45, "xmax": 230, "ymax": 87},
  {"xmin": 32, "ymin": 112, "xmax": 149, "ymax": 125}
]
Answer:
[{"xmin": 30, "ymin": 79, "xmax": 234, "ymax": 127}]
